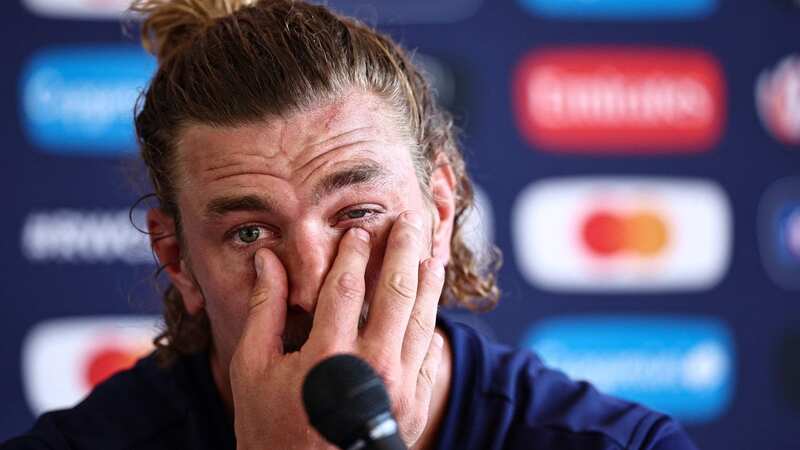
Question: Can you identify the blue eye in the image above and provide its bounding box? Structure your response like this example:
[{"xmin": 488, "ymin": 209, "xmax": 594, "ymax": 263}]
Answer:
[{"xmin": 236, "ymin": 226, "xmax": 262, "ymax": 244}]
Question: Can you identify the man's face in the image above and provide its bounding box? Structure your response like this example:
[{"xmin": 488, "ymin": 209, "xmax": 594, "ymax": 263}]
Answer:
[{"xmin": 156, "ymin": 89, "xmax": 454, "ymax": 371}]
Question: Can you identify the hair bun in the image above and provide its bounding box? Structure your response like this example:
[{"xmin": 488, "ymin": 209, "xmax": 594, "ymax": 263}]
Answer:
[{"xmin": 129, "ymin": 0, "xmax": 257, "ymax": 63}]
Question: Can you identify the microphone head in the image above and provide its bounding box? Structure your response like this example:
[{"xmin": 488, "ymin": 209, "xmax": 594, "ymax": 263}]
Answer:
[{"xmin": 302, "ymin": 354, "xmax": 392, "ymax": 448}]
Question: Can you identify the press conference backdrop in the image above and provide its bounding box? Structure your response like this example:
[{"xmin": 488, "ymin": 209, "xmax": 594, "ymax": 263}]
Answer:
[{"xmin": 1, "ymin": 0, "xmax": 799, "ymax": 448}]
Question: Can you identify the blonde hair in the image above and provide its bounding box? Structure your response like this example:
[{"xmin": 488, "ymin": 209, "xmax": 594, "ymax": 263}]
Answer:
[{"xmin": 130, "ymin": 0, "xmax": 501, "ymax": 363}]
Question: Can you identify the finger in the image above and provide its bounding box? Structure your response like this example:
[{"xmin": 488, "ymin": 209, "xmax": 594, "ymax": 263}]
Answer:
[
  {"xmin": 415, "ymin": 332, "xmax": 444, "ymax": 405},
  {"xmin": 309, "ymin": 227, "xmax": 370, "ymax": 345},
  {"xmin": 238, "ymin": 247, "xmax": 288, "ymax": 356},
  {"xmin": 401, "ymin": 257, "xmax": 445, "ymax": 370},
  {"xmin": 362, "ymin": 211, "xmax": 424, "ymax": 347}
]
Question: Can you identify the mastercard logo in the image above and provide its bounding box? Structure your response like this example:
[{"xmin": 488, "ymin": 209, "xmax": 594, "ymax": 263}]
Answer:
[
  {"xmin": 512, "ymin": 177, "xmax": 732, "ymax": 292},
  {"xmin": 22, "ymin": 316, "xmax": 158, "ymax": 416},
  {"xmin": 581, "ymin": 210, "xmax": 670, "ymax": 257}
]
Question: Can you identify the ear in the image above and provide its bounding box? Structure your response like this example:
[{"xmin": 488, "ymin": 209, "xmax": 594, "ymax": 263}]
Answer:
[
  {"xmin": 147, "ymin": 208, "xmax": 205, "ymax": 315},
  {"xmin": 429, "ymin": 153, "xmax": 457, "ymax": 263}
]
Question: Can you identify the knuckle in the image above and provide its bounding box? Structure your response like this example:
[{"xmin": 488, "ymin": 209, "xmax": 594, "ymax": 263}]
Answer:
[
  {"xmin": 386, "ymin": 271, "xmax": 416, "ymax": 300},
  {"xmin": 249, "ymin": 286, "xmax": 276, "ymax": 309},
  {"xmin": 335, "ymin": 271, "xmax": 364, "ymax": 300},
  {"xmin": 249, "ymin": 286, "xmax": 270, "ymax": 303},
  {"xmin": 410, "ymin": 311, "xmax": 433, "ymax": 334},
  {"xmin": 391, "ymin": 228, "xmax": 418, "ymax": 248},
  {"xmin": 419, "ymin": 364, "xmax": 436, "ymax": 387},
  {"xmin": 422, "ymin": 266, "xmax": 444, "ymax": 290}
]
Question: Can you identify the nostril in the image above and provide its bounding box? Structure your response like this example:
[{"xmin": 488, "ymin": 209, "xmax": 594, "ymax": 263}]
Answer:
[
  {"xmin": 283, "ymin": 305, "xmax": 315, "ymax": 353},
  {"xmin": 287, "ymin": 304, "xmax": 311, "ymax": 316}
]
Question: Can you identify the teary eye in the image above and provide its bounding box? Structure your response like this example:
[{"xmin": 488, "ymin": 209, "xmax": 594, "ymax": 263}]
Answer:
[
  {"xmin": 333, "ymin": 205, "xmax": 384, "ymax": 227},
  {"xmin": 346, "ymin": 209, "xmax": 370, "ymax": 219}
]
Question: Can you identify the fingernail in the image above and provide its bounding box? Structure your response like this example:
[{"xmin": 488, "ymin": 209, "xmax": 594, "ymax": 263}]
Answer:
[
  {"xmin": 351, "ymin": 227, "xmax": 369, "ymax": 242},
  {"xmin": 403, "ymin": 211, "xmax": 422, "ymax": 230},
  {"xmin": 433, "ymin": 333, "xmax": 444, "ymax": 348},
  {"xmin": 254, "ymin": 251, "xmax": 263, "ymax": 277}
]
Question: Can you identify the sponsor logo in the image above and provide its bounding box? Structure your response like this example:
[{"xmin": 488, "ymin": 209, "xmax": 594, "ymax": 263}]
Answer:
[
  {"xmin": 20, "ymin": 46, "xmax": 155, "ymax": 155},
  {"xmin": 22, "ymin": 0, "xmax": 132, "ymax": 19},
  {"xmin": 22, "ymin": 316, "xmax": 158, "ymax": 415},
  {"xmin": 21, "ymin": 209, "xmax": 153, "ymax": 265},
  {"xmin": 511, "ymin": 177, "xmax": 731, "ymax": 292},
  {"xmin": 518, "ymin": 0, "xmax": 717, "ymax": 20},
  {"xmin": 523, "ymin": 315, "xmax": 735, "ymax": 424},
  {"xmin": 512, "ymin": 47, "xmax": 725, "ymax": 153},
  {"xmin": 756, "ymin": 54, "xmax": 800, "ymax": 146},
  {"xmin": 758, "ymin": 177, "xmax": 800, "ymax": 290}
]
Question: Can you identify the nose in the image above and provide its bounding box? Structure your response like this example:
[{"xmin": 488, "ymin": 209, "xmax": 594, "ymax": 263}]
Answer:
[{"xmin": 279, "ymin": 221, "xmax": 336, "ymax": 313}]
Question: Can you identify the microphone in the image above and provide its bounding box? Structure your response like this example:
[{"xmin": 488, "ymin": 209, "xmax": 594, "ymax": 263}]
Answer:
[{"xmin": 302, "ymin": 354, "xmax": 407, "ymax": 450}]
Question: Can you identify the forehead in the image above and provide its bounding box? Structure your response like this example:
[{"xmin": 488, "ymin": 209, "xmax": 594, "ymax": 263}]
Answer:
[
  {"xmin": 174, "ymin": 90, "xmax": 416, "ymax": 209},
  {"xmin": 180, "ymin": 91, "xmax": 405, "ymax": 163}
]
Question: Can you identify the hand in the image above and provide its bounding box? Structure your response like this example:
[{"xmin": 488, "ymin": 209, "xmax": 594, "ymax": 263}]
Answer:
[{"xmin": 229, "ymin": 211, "xmax": 446, "ymax": 450}]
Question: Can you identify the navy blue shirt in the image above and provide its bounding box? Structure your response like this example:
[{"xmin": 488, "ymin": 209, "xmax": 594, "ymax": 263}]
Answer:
[{"xmin": 3, "ymin": 315, "xmax": 698, "ymax": 449}]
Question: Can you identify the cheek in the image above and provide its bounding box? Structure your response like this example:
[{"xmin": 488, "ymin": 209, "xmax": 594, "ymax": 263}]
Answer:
[
  {"xmin": 205, "ymin": 285, "xmax": 252, "ymax": 369},
  {"xmin": 191, "ymin": 232, "xmax": 257, "ymax": 291},
  {"xmin": 190, "ymin": 248, "xmax": 255, "ymax": 357},
  {"xmin": 192, "ymin": 246, "xmax": 255, "ymax": 307}
]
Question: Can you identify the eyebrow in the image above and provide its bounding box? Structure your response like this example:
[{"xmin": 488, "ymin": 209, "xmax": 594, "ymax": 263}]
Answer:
[
  {"xmin": 203, "ymin": 162, "xmax": 388, "ymax": 219},
  {"xmin": 205, "ymin": 194, "xmax": 274, "ymax": 219},
  {"xmin": 312, "ymin": 161, "xmax": 387, "ymax": 202}
]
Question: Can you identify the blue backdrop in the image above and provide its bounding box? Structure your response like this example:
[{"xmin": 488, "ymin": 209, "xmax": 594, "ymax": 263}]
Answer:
[{"xmin": 2, "ymin": 1, "xmax": 799, "ymax": 448}]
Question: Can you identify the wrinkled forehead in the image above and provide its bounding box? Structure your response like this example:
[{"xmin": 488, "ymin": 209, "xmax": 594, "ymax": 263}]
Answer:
[{"xmin": 174, "ymin": 90, "xmax": 415, "ymax": 183}]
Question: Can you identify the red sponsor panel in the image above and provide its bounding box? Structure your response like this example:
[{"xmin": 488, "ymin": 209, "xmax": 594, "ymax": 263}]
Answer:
[
  {"xmin": 84, "ymin": 344, "xmax": 143, "ymax": 388},
  {"xmin": 513, "ymin": 47, "xmax": 726, "ymax": 153}
]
